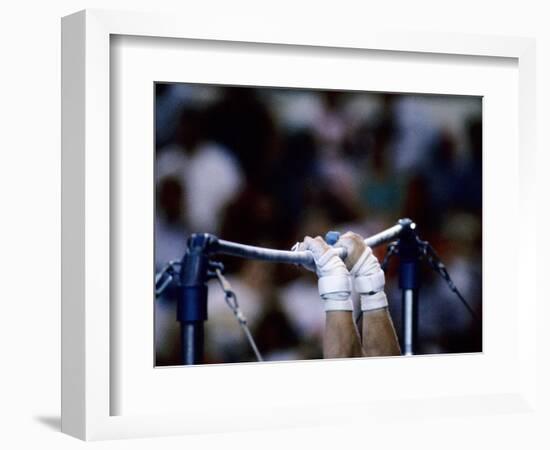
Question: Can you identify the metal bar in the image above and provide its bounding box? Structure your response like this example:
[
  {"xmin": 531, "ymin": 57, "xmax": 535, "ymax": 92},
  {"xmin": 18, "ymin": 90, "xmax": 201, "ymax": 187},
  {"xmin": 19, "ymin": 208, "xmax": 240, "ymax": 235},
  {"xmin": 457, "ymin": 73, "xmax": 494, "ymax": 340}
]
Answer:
[
  {"xmin": 402, "ymin": 289, "xmax": 417, "ymax": 356},
  {"xmin": 181, "ymin": 322, "xmax": 204, "ymax": 365},
  {"xmin": 213, "ymin": 223, "xmax": 403, "ymax": 265},
  {"xmin": 365, "ymin": 223, "xmax": 405, "ymax": 248}
]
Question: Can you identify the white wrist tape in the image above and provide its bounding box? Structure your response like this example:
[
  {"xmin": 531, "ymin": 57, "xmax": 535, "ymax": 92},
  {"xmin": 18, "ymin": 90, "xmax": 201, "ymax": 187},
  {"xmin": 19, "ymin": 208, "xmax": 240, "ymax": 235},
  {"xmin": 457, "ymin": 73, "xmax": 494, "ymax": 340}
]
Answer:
[
  {"xmin": 324, "ymin": 298, "xmax": 354, "ymax": 312},
  {"xmin": 318, "ymin": 275, "xmax": 352, "ymax": 298},
  {"xmin": 361, "ymin": 291, "xmax": 388, "ymax": 311},
  {"xmin": 318, "ymin": 275, "xmax": 353, "ymax": 311},
  {"xmin": 316, "ymin": 247, "xmax": 340, "ymax": 269},
  {"xmin": 350, "ymin": 247, "xmax": 370, "ymax": 275},
  {"xmin": 355, "ymin": 270, "xmax": 385, "ymax": 295}
]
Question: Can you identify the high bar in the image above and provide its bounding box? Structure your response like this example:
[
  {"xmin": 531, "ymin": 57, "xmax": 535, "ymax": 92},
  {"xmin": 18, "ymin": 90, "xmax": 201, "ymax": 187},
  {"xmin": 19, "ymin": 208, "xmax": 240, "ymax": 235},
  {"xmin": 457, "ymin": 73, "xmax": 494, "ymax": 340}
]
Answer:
[{"xmin": 212, "ymin": 221, "xmax": 407, "ymax": 266}]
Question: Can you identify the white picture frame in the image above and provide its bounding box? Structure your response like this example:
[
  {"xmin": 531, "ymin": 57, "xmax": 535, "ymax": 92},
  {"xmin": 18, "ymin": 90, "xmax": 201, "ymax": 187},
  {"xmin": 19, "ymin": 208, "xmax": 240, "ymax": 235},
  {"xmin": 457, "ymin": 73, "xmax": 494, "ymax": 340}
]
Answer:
[{"xmin": 61, "ymin": 9, "xmax": 537, "ymax": 441}]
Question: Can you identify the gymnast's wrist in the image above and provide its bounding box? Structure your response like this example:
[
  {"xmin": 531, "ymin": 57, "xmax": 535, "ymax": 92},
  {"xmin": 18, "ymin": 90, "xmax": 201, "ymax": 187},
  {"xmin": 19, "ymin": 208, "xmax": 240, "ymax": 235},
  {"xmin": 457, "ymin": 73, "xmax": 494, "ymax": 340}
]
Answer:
[
  {"xmin": 360, "ymin": 291, "xmax": 388, "ymax": 312},
  {"xmin": 318, "ymin": 274, "xmax": 353, "ymax": 311},
  {"xmin": 354, "ymin": 269, "xmax": 385, "ymax": 293}
]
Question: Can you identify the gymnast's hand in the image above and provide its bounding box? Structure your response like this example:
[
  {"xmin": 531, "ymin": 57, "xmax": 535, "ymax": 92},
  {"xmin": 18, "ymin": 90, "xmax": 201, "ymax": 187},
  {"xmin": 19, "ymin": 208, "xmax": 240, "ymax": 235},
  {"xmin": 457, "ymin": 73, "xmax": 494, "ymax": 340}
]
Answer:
[
  {"xmin": 334, "ymin": 232, "xmax": 388, "ymax": 312},
  {"xmin": 293, "ymin": 236, "xmax": 353, "ymax": 312},
  {"xmin": 293, "ymin": 235, "xmax": 364, "ymax": 357},
  {"xmin": 334, "ymin": 232, "xmax": 400, "ymax": 355}
]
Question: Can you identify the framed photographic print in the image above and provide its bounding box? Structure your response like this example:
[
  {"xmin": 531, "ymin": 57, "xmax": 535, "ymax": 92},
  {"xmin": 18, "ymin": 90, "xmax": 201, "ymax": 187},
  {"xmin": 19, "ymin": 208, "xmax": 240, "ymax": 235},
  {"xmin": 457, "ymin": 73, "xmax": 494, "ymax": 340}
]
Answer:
[{"xmin": 61, "ymin": 9, "xmax": 537, "ymax": 440}]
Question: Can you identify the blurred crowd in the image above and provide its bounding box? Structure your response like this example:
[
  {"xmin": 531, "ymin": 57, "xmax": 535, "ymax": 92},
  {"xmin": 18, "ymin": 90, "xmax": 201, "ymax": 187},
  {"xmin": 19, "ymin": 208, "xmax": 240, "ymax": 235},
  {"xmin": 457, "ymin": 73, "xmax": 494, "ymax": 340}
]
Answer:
[{"xmin": 154, "ymin": 83, "xmax": 482, "ymax": 365}]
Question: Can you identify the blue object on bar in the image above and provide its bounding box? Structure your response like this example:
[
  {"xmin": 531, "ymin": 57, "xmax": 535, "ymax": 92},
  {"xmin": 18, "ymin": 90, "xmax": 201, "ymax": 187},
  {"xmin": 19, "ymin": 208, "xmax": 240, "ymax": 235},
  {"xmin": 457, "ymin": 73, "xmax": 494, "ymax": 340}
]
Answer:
[{"xmin": 325, "ymin": 231, "xmax": 340, "ymax": 245}]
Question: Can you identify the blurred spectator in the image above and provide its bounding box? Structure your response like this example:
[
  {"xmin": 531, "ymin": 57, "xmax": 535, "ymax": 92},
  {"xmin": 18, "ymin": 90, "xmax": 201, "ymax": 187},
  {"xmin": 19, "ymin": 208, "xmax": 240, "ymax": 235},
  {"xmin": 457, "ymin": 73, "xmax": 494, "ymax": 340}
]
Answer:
[
  {"xmin": 358, "ymin": 115, "xmax": 404, "ymax": 222},
  {"xmin": 155, "ymin": 176, "xmax": 188, "ymax": 269},
  {"xmin": 157, "ymin": 106, "xmax": 243, "ymax": 234},
  {"xmin": 454, "ymin": 116, "xmax": 483, "ymax": 213},
  {"xmin": 422, "ymin": 129, "xmax": 461, "ymax": 213},
  {"xmin": 206, "ymin": 87, "xmax": 278, "ymax": 185}
]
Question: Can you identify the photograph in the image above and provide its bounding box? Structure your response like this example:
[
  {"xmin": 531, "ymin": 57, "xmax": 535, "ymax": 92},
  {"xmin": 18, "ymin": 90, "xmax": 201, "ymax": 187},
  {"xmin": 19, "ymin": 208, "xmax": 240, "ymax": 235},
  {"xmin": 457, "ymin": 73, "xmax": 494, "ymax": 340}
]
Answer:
[{"xmin": 154, "ymin": 82, "xmax": 483, "ymax": 366}]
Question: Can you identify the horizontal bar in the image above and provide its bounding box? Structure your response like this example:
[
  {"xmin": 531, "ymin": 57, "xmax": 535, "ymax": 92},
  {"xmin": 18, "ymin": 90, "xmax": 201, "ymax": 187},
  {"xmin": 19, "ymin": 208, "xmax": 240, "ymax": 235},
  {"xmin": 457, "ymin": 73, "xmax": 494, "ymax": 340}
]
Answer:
[
  {"xmin": 213, "ymin": 222, "xmax": 404, "ymax": 266},
  {"xmin": 365, "ymin": 223, "xmax": 405, "ymax": 248}
]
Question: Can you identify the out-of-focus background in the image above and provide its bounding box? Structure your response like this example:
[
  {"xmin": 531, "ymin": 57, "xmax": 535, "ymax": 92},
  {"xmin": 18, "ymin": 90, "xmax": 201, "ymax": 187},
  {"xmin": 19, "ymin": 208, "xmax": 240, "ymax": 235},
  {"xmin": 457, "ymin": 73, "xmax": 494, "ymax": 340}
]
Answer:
[{"xmin": 155, "ymin": 83, "xmax": 482, "ymax": 366}]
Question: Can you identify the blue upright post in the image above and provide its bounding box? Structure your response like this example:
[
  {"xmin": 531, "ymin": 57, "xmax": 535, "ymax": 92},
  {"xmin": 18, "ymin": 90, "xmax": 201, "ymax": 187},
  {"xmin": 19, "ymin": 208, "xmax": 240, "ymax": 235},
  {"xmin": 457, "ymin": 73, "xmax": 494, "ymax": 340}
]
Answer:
[
  {"xmin": 178, "ymin": 233, "xmax": 217, "ymax": 365},
  {"xmin": 397, "ymin": 219, "xmax": 420, "ymax": 355}
]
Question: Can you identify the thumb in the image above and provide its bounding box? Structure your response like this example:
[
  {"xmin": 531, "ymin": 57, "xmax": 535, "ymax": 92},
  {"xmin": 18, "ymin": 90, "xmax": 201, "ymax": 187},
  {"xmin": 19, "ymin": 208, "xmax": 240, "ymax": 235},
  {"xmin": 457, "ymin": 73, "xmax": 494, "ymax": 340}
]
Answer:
[{"xmin": 303, "ymin": 236, "xmax": 331, "ymax": 260}]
